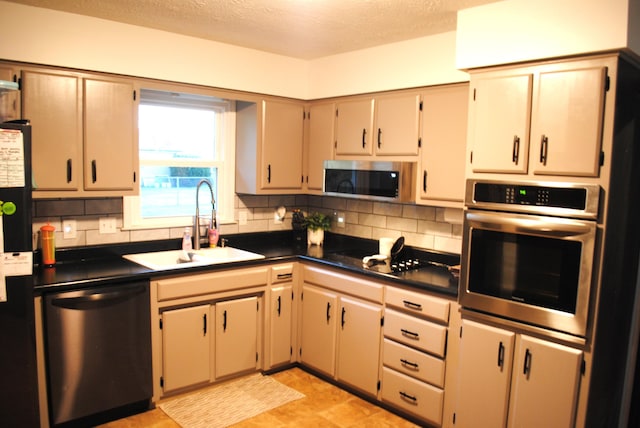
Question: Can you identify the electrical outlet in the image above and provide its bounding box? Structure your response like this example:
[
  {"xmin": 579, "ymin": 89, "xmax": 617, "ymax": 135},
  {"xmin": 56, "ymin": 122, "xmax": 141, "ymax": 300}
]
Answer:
[
  {"xmin": 63, "ymin": 220, "xmax": 77, "ymax": 239},
  {"xmin": 99, "ymin": 217, "xmax": 117, "ymax": 234},
  {"xmin": 334, "ymin": 211, "xmax": 346, "ymax": 228}
]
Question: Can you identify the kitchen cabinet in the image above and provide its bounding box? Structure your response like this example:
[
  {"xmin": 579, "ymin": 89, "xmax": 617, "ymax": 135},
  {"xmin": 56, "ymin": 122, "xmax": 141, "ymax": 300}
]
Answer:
[
  {"xmin": 417, "ymin": 83, "xmax": 469, "ymax": 206},
  {"xmin": 215, "ymin": 296, "xmax": 259, "ymax": 378},
  {"xmin": 454, "ymin": 319, "xmax": 583, "ymax": 428},
  {"xmin": 161, "ymin": 304, "xmax": 210, "ymax": 393},
  {"xmin": 467, "ymin": 56, "xmax": 611, "ymax": 178},
  {"xmin": 305, "ymin": 102, "xmax": 335, "ymax": 191},
  {"xmin": 22, "ymin": 68, "xmax": 138, "ymax": 197},
  {"xmin": 334, "ymin": 93, "xmax": 420, "ymax": 158},
  {"xmin": 381, "ymin": 286, "xmax": 451, "ymax": 426},
  {"xmin": 236, "ymin": 99, "xmax": 304, "ymax": 194},
  {"xmin": 299, "ymin": 264, "xmax": 384, "ymax": 397},
  {"xmin": 0, "ymin": 64, "xmax": 19, "ymax": 122},
  {"xmin": 267, "ymin": 264, "xmax": 296, "ymax": 369}
]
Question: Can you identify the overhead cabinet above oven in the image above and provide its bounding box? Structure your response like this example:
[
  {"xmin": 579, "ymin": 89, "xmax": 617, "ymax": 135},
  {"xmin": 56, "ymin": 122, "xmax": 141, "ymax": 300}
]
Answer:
[{"xmin": 466, "ymin": 55, "xmax": 613, "ymax": 178}]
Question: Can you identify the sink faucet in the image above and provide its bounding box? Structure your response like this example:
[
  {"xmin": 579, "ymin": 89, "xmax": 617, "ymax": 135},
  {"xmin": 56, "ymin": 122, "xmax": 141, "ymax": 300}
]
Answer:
[{"xmin": 194, "ymin": 179, "xmax": 215, "ymax": 250}]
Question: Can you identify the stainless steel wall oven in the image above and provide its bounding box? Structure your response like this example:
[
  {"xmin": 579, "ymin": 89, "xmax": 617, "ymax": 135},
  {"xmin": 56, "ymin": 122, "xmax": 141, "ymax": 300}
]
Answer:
[{"xmin": 460, "ymin": 179, "xmax": 601, "ymax": 337}]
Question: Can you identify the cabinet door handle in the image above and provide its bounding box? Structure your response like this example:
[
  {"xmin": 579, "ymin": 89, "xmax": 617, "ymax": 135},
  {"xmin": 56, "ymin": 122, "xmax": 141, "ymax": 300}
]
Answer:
[
  {"xmin": 523, "ymin": 348, "xmax": 532, "ymax": 376},
  {"xmin": 362, "ymin": 128, "xmax": 367, "ymax": 148},
  {"xmin": 400, "ymin": 358, "xmax": 419, "ymax": 370},
  {"xmin": 341, "ymin": 307, "xmax": 346, "ymax": 328},
  {"xmin": 422, "ymin": 171, "xmax": 427, "ymax": 193},
  {"xmin": 223, "ymin": 310, "xmax": 227, "ymax": 332},
  {"xmin": 66, "ymin": 159, "xmax": 72, "ymax": 183},
  {"xmin": 276, "ymin": 273, "xmax": 292, "ymax": 280},
  {"xmin": 540, "ymin": 135, "xmax": 548, "ymax": 165},
  {"xmin": 91, "ymin": 160, "xmax": 97, "ymax": 183},
  {"xmin": 377, "ymin": 128, "xmax": 382, "ymax": 148},
  {"xmin": 512, "ymin": 135, "xmax": 520, "ymax": 164},
  {"xmin": 277, "ymin": 296, "xmax": 282, "ymax": 316},
  {"xmin": 399, "ymin": 391, "xmax": 418, "ymax": 403},
  {"xmin": 267, "ymin": 164, "xmax": 271, "ymax": 183},
  {"xmin": 497, "ymin": 341, "xmax": 505, "ymax": 368},
  {"xmin": 401, "ymin": 328, "xmax": 419, "ymax": 340},
  {"xmin": 326, "ymin": 302, "xmax": 331, "ymax": 322},
  {"xmin": 203, "ymin": 313, "xmax": 207, "ymax": 336},
  {"xmin": 403, "ymin": 300, "xmax": 422, "ymax": 311}
]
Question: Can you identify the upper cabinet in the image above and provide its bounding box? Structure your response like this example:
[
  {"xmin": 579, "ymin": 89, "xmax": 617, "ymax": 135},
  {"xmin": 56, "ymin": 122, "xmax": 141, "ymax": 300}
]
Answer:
[
  {"xmin": 21, "ymin": 68, "xmax": 138, "ymax": 198},
  {"xmin": 0, "ymin": 65, "xmax": 19, "ymax": 122},
  {"xmin": 417, "ymin": 83, "xmax": 469, "ymax": 206},
  {"xmin": 335, "ymin": 93, "xmax": 420, "ymax": 159},
  {"xmin": 467, "ymin": 56, "xmax": 611, "ymax": 178},
  {"xmin": 305, "ymin": 102, "xmax": 335, "ymax": 192},
  {"xmin": 236, "ymin": 99, "xmax": 304, "ymax": 194}
]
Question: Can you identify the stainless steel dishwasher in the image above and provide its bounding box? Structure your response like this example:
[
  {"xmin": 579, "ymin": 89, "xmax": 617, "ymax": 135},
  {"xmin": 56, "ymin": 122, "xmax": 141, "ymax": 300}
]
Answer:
[{"xmin": 44, "ymin": 280, "xmax": 152, "ymax": 426}]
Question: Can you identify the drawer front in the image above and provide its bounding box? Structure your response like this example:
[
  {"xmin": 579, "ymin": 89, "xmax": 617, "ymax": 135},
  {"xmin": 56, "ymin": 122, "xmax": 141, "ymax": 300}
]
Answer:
[
  {"xmin": 381, "ymin": 366, "xmax": 443, "ymax": 426},
  {"xmin": 384, "ymin": 308, "xmax": 447, "ymax": 357},
  {"xmin": 383, "ymin": 338, "xmax": 445, "ymax": 388},
  {"xmin": 386, "ymin": 286, "xmax": 450, "ymax": 324},
  {"xmin": 271, "ymin": 264, "xmax": 294, "ymax": 284}
]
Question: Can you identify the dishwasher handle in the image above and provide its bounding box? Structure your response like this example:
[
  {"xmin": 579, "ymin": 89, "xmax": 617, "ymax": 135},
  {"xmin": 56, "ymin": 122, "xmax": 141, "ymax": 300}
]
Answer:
[{"xmin": 50, "ymin": 285, "xmax": 147, "ymax": 310}]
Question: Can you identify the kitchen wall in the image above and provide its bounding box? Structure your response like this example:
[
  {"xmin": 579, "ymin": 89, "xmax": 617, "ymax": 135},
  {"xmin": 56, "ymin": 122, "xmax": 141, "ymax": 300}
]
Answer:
[{"xmin": 32, "ymin": 195, "xmax": 463, "ymax": 255}]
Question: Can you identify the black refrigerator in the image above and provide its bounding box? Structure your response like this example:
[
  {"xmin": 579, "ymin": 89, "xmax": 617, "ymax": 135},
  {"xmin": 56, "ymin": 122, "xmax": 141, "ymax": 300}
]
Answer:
[{"xmin": 0, "ymin": 120, "xmax": 39, "ymax": 427}]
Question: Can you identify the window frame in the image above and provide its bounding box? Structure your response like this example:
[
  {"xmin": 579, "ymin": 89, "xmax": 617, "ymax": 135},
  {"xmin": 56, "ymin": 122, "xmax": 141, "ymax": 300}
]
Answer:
[{"xmin": 123, "ymin": 84, "xmax": 236, "ymax": 230}]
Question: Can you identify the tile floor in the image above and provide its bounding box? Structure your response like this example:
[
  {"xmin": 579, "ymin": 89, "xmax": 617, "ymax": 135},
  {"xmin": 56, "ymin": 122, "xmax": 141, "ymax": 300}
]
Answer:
[{"xmin": 99, "ymin": 367, "xmax": 420, "ymax": 427}]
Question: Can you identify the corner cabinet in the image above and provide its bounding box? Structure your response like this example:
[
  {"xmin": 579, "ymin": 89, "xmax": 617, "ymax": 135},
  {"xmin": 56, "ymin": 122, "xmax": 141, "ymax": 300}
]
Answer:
[
  {"xmin": 266, "ymin": 264, "xmax": 297, "ymax": 369},
  {"xmin": 334, "ymin": 92, "xmax": 421, "ymax": 159},
  {"xmin": 454, "ymin": 319, "xmax": 583, "ymax": 428},
  {"xmin": 417, "ymin": 83, "xmax": 469, "ymax": 206},
  {"xmin": 467, "ymin": 55, "xmax": 613, "ymax": 178},
  {"xmin": 236, "ymin": 99, "xmax": 304, "ymax": 194},
  {"xmin": 299, "ymin": 264, "xmax": 384, "ymax": 397},
  {"xmin": 21, "ymin": 68, "xmax": 138, "ymax": 198}
]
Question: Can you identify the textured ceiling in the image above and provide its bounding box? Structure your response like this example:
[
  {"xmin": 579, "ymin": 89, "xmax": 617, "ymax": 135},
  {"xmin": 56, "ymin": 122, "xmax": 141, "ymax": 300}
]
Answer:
[{"xmin": 6, "ymin": 0, "xmax": 500, "ymax": 59}]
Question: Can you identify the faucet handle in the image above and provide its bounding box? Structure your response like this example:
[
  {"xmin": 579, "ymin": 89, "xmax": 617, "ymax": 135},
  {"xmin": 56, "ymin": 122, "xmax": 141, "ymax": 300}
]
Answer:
[{"xmin": 220, "ymin": 238, "xmax": 228, "ymax": 248}]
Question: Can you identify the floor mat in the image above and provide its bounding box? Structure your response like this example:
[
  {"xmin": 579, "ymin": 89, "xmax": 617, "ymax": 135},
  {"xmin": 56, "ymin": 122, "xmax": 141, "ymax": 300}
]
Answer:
[{"xmin": 158, "ymin": 373, "xmax": 305, "ymax": 428}]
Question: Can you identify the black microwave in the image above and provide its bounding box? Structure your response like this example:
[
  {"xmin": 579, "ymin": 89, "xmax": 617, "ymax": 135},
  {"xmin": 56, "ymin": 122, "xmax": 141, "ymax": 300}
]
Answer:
[{"xmin": 323, "ymin": 160, "xmax": 416, "ymax": 202}]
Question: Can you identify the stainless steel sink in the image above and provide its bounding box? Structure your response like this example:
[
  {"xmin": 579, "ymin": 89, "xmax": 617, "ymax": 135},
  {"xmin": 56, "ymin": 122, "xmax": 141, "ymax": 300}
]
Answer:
[{"xmin": 123, "ymin": 247, "xmax": 265, "ymax": 270}]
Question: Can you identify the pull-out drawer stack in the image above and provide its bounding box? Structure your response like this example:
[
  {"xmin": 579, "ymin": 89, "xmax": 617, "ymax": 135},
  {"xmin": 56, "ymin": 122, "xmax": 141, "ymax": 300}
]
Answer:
[{"xmin": 382, "ymin": 286, "xmax": 451, "ymax": 427}]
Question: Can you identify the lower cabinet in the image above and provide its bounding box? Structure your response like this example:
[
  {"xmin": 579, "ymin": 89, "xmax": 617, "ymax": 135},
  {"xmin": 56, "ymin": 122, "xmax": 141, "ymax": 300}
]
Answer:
[
  {"xmin": 215, "ymin": 296, "xmax": 259, "ymax": 378},
  {"xmin": 299, "ymin": 265, "xmax": 384, "ymax": 397},
  {"xmin": 454, "ymin": 319, "xmax": 583, "ymax": 428},
  {"xmin": 267, "ymin": 264, "xmax": 297, "ymax": 369}
]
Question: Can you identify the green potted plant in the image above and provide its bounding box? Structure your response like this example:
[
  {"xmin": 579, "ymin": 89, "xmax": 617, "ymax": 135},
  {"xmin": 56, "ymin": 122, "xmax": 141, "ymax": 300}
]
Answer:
[{"xmin": 304, "ymin": 211, "xmax": 331, "ymax": 246}]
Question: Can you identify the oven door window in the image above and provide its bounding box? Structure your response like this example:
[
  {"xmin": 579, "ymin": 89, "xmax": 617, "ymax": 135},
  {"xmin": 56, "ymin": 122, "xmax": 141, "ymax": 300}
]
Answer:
[{"xmin": 468, "ymin": 229, "xmax": 581, "ymax": 313}]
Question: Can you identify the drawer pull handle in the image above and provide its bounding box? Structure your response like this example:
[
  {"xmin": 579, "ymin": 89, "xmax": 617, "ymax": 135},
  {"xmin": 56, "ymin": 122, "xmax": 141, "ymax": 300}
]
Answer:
[
  {"xmin": 401, "ymin": 328, "xmax": 419, "ymax": 340},
  {"xmin": 402, "ymin": 300, "xmax": 422, "ymax": 310},
  {"xmin": 277, "ymin": 273, "xmax": 293, "ymax": 280},
  {"xmin": 400, "ymin": 358, "xmax": 419, "ymax": 370},
  {"xmin": 399, "ymin": 391, "xmax": 418, "ymax": 404}
]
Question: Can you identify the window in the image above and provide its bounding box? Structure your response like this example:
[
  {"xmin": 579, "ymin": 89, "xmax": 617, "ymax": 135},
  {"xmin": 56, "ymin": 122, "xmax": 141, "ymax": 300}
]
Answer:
[{"xmin": 123, "ymin": 88, "xmax": 235, "ymax": 230}]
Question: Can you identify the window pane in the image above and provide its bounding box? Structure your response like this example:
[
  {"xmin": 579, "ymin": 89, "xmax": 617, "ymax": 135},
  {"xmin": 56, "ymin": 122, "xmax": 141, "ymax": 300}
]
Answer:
[
  {"xmin": 140, "ymin": 166, "xmax": 218, "ymax": 218},
  {"xmin": 139, "ymin": 104, "xmax": 217, "ymax": 160}
]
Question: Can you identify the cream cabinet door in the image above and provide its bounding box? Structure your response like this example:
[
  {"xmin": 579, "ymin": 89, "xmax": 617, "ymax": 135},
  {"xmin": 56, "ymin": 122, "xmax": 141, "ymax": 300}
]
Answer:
[
  {"xmin": 214, "ymin": 296, "xmax": 258, "ymax": 379},
  {"xmin": 419, "ymin": 84, "xmax": 469, "ymax": 203},
  {"xmin": 269, "ymin": 283, "xmax": 293, "ymax": 367},
  {"xmin": 507, "ymin": 335, "xmax": 583, "ymax": 428},
  {"xmin": 22, "ymin": 70, "xmax": 82, "ymax": 191},
  {"xmin": 306, "ymin": 102, "xmax": 335, "ymax": 190},
  {"xmin": 300, "ymin": 284, "xmax": 338, "ymax": 376},
  {"xmin": 83, "ymin": 77, "xmax": 136, "ymax": 190},
  {"xmin": 0, "ymin": 65, "xmax": 19, "ymax": 122},
  {"xmin": 455, "ymin": 319, "xmax": 515, "ymax": 428},
  {"xmin": 261, "ymin": 100, "xmax": 304, "ymax": 190},
  {"xmin": 468, "ymin": 74, "xmax": 533, "ymax": 174},
  {"xmin": 335, "ymin": 98, "xmax": 374, "ymax": 156},
  {"xmin": 374, "ymin": 93, "xmax": 420, "ymax": 156},
  {"xmin": 530, "ymin": 67, "xmax": 607, "ymax": 177},
  {"xmin": 336, "ymin": 295, "xmax": 382, "ymax": 396},
  {"xmin": 162, "ymin": 305, "xmax": 210, "ymax": 393}
]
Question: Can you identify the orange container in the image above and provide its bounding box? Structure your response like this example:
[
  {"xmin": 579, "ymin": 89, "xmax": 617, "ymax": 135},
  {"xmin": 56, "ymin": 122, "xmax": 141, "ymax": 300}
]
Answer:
[{"xmin": 40, "ymin": 223, "xmax": 56, "ymax": 267}]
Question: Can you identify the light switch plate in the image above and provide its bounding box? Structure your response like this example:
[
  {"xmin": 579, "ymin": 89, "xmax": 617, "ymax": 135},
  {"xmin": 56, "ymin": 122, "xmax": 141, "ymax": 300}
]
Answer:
[
  {"xmin": 63, "ymin": 220, "xmax": 77, "ymax": 239},
  {"xmin": 99, "ymin": 217, "xmax": 117, "ymax": 234}
]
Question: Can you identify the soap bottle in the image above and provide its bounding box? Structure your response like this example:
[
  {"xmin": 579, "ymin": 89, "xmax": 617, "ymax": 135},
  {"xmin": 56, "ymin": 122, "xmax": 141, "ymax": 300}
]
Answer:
[
  {"xmin": 182, "ymin": 227, "xmax": 192, "ymax": 251},
  {"xmin": 208, "ymin": 219, "xmax": 219, "ymax": 247},
  {"xmin": 40, "ymin": 223, "xmax": 56, "ymax": 267}
]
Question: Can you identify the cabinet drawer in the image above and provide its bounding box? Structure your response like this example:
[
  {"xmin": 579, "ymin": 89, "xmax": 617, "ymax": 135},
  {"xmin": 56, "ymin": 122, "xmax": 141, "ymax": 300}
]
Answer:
[
  {"xmin": 271, "ymin": 264, "xmax": 294, "ymax": 284},
  {"xmin": 385, "ymin": 286, "xmax": 450, "ymax": 324},
  {"xmin": 381, "ymin": 366, "xmax": 443, "ymax": 426},
  {"xmin": 384, "ymin": 308, "xmax": 447, "ymax": 357},
  {"xmin": 383, "ymin": 338, "xmax": 445, "ymax": 388}
]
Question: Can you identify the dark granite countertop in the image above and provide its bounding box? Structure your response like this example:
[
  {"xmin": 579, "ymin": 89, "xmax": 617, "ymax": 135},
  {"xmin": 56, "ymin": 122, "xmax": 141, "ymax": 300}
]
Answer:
[{"xmin": 33, "ymin": 231, "xmax": 459, "ymax": 297}]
